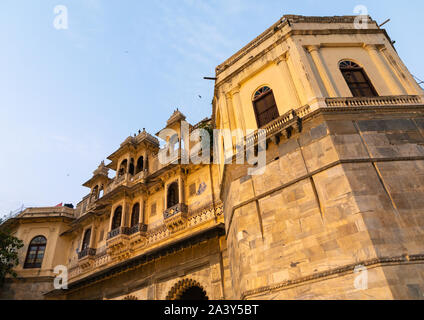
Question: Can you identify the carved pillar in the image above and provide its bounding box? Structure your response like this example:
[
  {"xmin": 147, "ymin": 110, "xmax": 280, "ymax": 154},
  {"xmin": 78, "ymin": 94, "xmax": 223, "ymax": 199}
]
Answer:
[
  {"xmin": 364, "ymin": 44, "xmax": 406, "ymax": 95},
  {"xmin": 108, "ymin": 206, "xmax": 114, "ymax": 231},
  {"xmin": 89, "ymin": 225, "xmax": 96, "ymax": 248},
  {"xmin": 306, "ymin": 45, "xmax": 338, "ymax": 97},
  {"xmin": 178, "ymin": 176, "xmax": 184, "ymax": 205}
]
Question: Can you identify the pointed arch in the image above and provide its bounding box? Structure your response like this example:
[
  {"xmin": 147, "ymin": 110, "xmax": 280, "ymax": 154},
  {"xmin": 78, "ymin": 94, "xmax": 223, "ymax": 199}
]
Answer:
[
  {"xmin": 167, "ymin": 182, "xmax": 179, "ymax": 208},
  {"xmin": 131, "ymin": 203, "xmax": 140, "ymax": 227},
  {"xmin": 111, "ymin": 206, "xmax": 122, "ymax": 230}
]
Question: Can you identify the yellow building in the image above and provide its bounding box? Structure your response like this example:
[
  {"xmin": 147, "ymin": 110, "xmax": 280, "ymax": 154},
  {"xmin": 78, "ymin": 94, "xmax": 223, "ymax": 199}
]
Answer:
[{"xmin": 2, "ymin": 14, "xmax": 424, "ymax": 300}]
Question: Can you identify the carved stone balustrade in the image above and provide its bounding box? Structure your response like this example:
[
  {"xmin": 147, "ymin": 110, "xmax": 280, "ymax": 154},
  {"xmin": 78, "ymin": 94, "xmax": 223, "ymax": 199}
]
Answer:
[
  {"xmin": 163, "ymin": 203, "xmax": 189, "ymax": 233},
  {"xmin": 106, "ymin": 227, "xmax": 131, "ymax": 261},
  {"xmin": 77, "ymin": 247, "xmax": 97, "ymax": 269},
  {"xmin": 129, "ymin": 223, "xmax": 148, "ymax": 250}
]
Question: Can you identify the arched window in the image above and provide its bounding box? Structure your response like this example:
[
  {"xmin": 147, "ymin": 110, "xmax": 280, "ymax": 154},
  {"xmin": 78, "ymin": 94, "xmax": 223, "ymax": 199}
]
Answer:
[
  {"xmin": 81, "ymin": 229, "xmax": 91, "ymax": 251},
  {"xmin": 92, "ymin": 185, "xmax": 99, "ymax": 200},
  {"xmin": 136, "ymin": 156, "xmax": 144, "ymax": 174},
  {"xmin": 131, "ymin": 203, "xmax": 140, "ymax": 227},
  {"xmin": 118, "ymin": 160, "xmax": 128, "ymax": 177},
  {"xmin": 24, "ymin": 236, "xmax": 47, "ymax": 269},
  {"xmin": 167, "ymin": 182, "xmax": 179, "ymax": 209},
  {"xmin": 252, "ymin": 86, "xmax": 280, "ymax": 128},
  {"xmin": 98, "ymin": 186, "xmax": 104, "ymax": 198},
  {"xmin": 339, "ymin": 60, "xmax": 377, "ymax": 97},
  {"xmin": 111, "ymin": 206, "xmax": 122, "ymax": 230},
  {"xmin": 129, "ymin": 158, "xmax": 135, "ymax": 176}
]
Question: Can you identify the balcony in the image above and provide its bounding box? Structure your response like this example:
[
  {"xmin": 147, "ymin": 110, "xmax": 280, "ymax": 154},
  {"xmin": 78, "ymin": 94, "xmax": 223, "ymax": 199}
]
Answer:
[
  {"xmin": 106, "ymin": 227, "xmax": 131, "ymax": 261},
  {"xmin": 128, "ymin": 223, "xmax": 148, "ymax": 250},
  {"xmin": 107, "ymin": 226, "xmax": 131, "ymax": 240},
  {"xmin": 163, "ymin": 203, "xmax": 189, "ymax": 233},
  {"xmin": 78, "ymin": 248, "xmax": 96, "ymax": 259},
  {"xmin": 77, "ymin": 247, "xmax": 97, "ymax": 269}
]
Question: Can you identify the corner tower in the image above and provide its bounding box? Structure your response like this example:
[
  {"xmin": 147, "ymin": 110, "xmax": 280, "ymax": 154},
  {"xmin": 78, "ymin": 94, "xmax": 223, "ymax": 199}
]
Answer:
[{"xmin": 214, "ymin": 15, "xmax": 424, "ymax": 299}]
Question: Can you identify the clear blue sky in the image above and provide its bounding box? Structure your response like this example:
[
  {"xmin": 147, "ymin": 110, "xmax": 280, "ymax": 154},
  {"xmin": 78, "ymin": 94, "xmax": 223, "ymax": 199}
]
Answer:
[{"xmin": 1, "ymin": 0, "xmax": 423, "ymax": 215}]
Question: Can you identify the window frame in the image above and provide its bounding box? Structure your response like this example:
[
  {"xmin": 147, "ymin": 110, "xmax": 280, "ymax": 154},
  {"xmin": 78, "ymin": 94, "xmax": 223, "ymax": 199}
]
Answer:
[
  {"xmin": 339, "ymin": 60, "xmax": 378, "ymax": 97},
  {"xmin": 24, "ymin": 236, "xmax": 47, "ymax": 269},
  {"xmin": 252, "ymin": 86, "xmax": 280, "ymax": 128}
]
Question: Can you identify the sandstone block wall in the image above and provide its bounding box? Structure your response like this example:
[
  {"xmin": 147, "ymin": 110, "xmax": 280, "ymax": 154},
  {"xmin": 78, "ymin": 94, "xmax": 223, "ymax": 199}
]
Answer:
[{"xmin": 222, "ymin": 109, "xmax": 424, "ymax": 300}]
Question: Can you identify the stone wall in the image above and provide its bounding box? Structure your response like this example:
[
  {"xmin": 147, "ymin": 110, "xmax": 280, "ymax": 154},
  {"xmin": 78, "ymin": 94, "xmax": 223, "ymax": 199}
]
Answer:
[
  {"xmin": 222, "ymin": 108, "xmax": 424, "ymax": 300},
  {"xmin": 0, "ymin": 277, "xmax": 55, "ymax": 300}
]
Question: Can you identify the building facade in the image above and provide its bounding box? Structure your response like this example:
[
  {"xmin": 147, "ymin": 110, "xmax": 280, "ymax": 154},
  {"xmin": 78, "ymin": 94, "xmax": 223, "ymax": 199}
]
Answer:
[{"xmin": 2, "ymin": 15, "xmax": 424, "ymax": 300}]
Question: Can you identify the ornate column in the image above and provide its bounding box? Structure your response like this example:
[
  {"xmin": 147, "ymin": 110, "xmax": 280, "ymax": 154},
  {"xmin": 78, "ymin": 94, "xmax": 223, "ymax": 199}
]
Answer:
[
  {"xmin": 274, "ymin": 53, "xmax": 301, "ymax": 108},
  {"xmin": 286, "ymin": 39, "xmax": 326, "ymax": 108},
  {"xmin": 230, "ymin": 87, "xmax": 246, "ymax": 132},
  {"xmin": 364, "ymin": 44, "xmax": 406, "ymax": 95},
  {"xmin": 306, "ymin": 45, "xmax": 338, "ymax": 97}
]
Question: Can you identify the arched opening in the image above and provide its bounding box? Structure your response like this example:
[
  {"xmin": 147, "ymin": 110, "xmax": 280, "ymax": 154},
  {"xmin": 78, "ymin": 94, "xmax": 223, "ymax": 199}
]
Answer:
[
  {"xmin": 166, "ymin": 279, "xmax": 209, "ymax": 300},
  {"xmin": 98, "ymin": 186, "xmax": 104, "ymax": 198},
  {"xmin": 136, "ymin": 156, "xmax": 144, "ymax": 174},
  {"xmin": 339, "ymin": 60, "xmax": 377, "ymax": 97},
  {"xmin": 252, "ymin": 86, "xmax": 280, "ymax": 128},
  {"xmin": 24, "ymin": 236, "xmax": 47, "ymax": 269},
  {"xmin": 178, "ymin": 286, "xmax": 208, "ymax": 300},
  {"xmin": 92, "ymin": 185, "xmax": 99, "ymax": 200},
  {"xmin": 129, "ymin": 158, "xmax": 135, "ymax": 176},
  {"xmin": 111, "ymin": 206, "xmax": 122, "ymax": 230},
  {"xmin": 167, "ymin": 182, "xmax": 179, "ymax": 209},
  {"xmin": 131, "ymin": 203, "xmax": 140, "ymax": 227},
  {"xmin": 118, "ymin": 160, "xmax": 128, "ymax": 177},
  {"xmin": 81, "ymin": 228, "xmax": 91, "ymax": 251}
]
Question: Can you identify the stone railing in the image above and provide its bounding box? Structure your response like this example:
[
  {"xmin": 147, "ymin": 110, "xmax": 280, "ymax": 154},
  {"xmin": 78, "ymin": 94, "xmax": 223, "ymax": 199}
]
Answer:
[
  {"xmin": 107, "ymin": 227, "xmax": 131, "ymax": 240},
  {"xmin": 78, "ymin": 248, "xmax": 96, "ymax": 259},
  {"xmin": 163, "ymin": 203, "xmax": 188, "ymax": 220},
  {"xmin": 129, "ymin": 223, "xmax": 148, "ymax": 235},
  {"xmin": 325, "ymin": 95, "xmax": 422, "ymax": 108},
  {"xmin": 243, "ymin": 109, "xmax": 298, "ymax": 150}
]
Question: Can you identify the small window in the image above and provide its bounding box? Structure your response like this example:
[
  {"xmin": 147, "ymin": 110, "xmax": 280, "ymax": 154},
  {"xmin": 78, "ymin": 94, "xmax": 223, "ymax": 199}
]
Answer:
[
  {"xmin": 167, "ymin": 182, "xmax": 179, "ymax": 208},
  {"xmin": 24, "ymin": 236, "xmax": 47, "ymax": 269},
  {"xmin": 189, "ymin": 183, "xmax": 196, "ymax": 197},
  {"xmin": 252, "ymin": 86, "xmax": 280, "ymax": 128},
  {"xmin": 136, "ymin": 156, "xmax": 144, "ymax": 174},
  {"xmin": 339, "ymin": 60, "xmax": 378, "ymax": 97},
  {"xmin": 129, "ymin": 158, "xmax": 135, "ymax": 176},
  {"xmin": 151, "ymin": 202, "xmax": 157, "ymax": 217}
]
